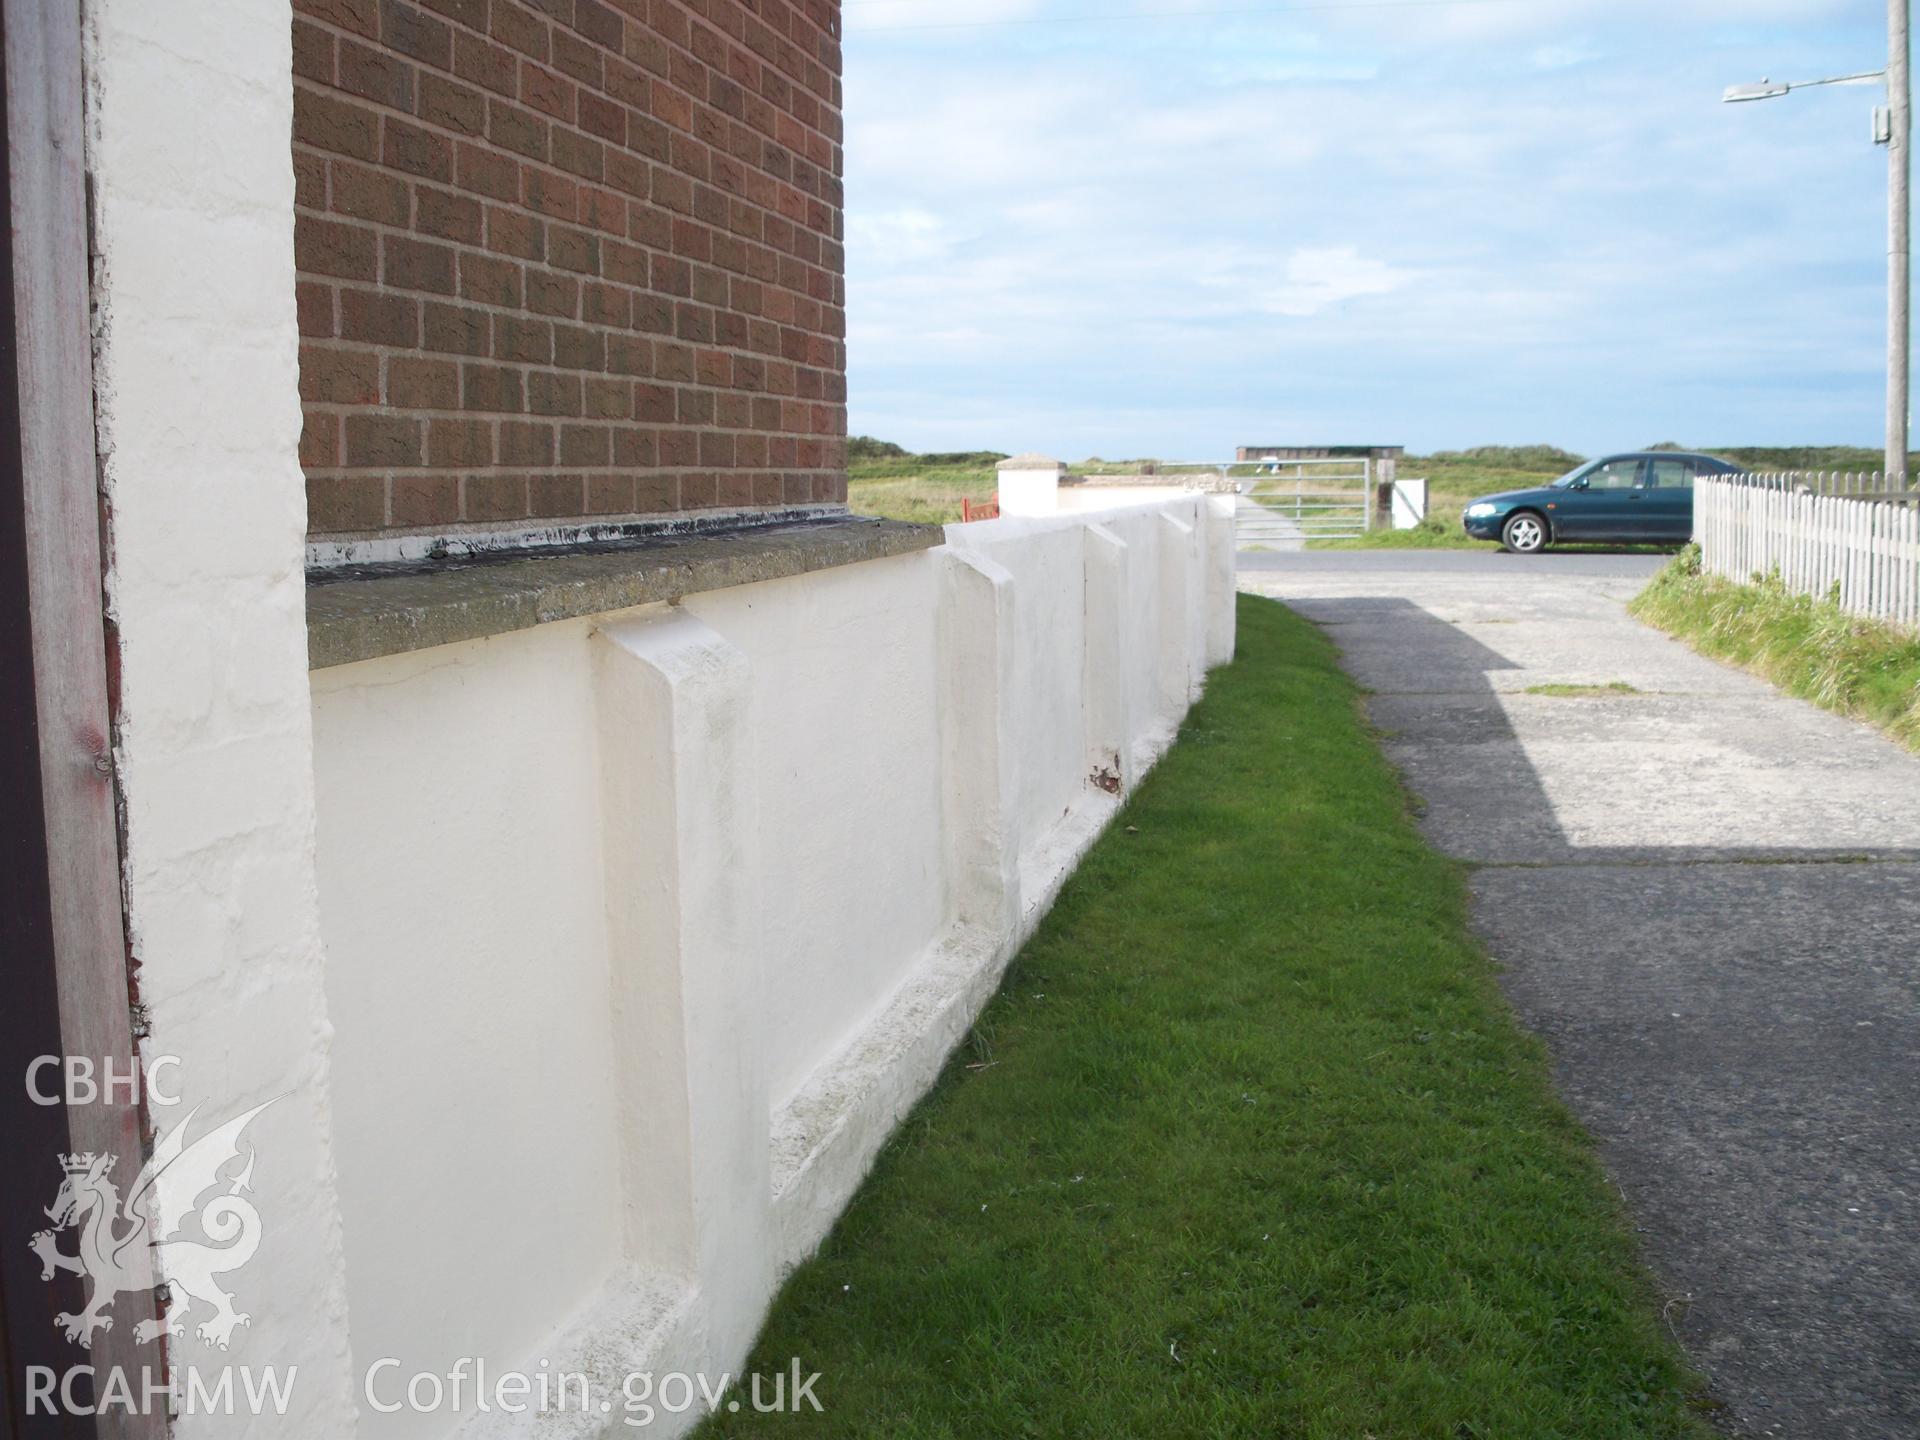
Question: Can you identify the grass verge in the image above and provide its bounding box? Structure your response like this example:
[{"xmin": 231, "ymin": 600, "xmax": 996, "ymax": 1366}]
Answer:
[
  {"xmin": 1304, "ymin": 453, "xmax": 1561, "ymax": 550},
  {"xmin": 846, "ymin": 446, "xmax": 1005, "ymax": 524},
  {"xmin": 847, "ymin": 467, "xmax": 988, "ymax": 525},
  {"xmin": 1631, "ymin": 545, "xmax": 1920, "ymax": 752},
  {"xmin": 1307, "ymin": 516, "xmax": 1494, "ymax": 551},
  {"xmin": 701, "ymin": 594, "xmax": 1710, "ymax": 1439}
]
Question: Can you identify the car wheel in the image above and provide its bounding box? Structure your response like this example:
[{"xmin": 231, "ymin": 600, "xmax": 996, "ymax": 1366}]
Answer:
[{"xmin": 1502, "ymin": 512, "xmax": 1547, "ymax": 554}]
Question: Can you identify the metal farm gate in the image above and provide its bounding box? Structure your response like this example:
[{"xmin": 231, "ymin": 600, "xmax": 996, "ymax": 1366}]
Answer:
[{"xmin": 1238, "ymin": 457, "xmax": 1374, "ymax": 542}]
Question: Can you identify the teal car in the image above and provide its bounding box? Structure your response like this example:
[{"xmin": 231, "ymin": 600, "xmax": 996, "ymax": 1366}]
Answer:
[{"xmin": 1462, "ymin": 452, "xmax": 1746, "ymax": 553}]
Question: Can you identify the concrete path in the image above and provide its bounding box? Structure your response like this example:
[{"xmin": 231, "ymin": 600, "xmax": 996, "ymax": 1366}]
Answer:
[
  {"xmin": 1241, "ymin": 549, "xmax": 1920, "ymax": 1439},
  {"xmin": 1234, "ymin": 494, "xmax": 1307, "ymax": 551}
]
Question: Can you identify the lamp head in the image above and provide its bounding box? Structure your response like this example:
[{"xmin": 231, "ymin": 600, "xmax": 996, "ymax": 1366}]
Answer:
[{"xmin": 1724, "ymin": 80, "xmax": 1791, "ymax": 103}]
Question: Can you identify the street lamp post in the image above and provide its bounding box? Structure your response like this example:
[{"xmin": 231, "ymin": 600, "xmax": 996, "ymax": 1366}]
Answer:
[
  {"xmin": 1725, "ymin": 0, "xmax": 1913, "ymax": 484},
  {"xmin": 1888, "ymin": 0, "xmax": 1910, "ymax": 483}
]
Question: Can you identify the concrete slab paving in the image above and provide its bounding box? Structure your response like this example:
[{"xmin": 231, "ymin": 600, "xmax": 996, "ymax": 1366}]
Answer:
[
  {"xmin": 1236, "ymin": 548, "xmax": 1673, "ymax": 579},
  {"xmin": 1474, "ymin": 862, "xmax": 1920, "ymax": 1439},
  {"xmin": 1367, "ymin": 691, "xmax": 1920, "ymax": 863},
  {"xmin": 1291, "ymin": 603, "xmax": 1773, "ymax": 696},
  {"xmin": 1241, "ymin": 550, "xmax": 1920, "ymax": 1439}
]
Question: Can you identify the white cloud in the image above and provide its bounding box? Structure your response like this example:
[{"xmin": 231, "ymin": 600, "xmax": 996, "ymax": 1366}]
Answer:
[
  {"xmin": 848, "ymin": 209, "xmax": 953, "ymax": 266},
  {"xmin": 1319, "ymin": 0, "xmax": 1852, "ymax": 47},
  {"xmin": 840, "ymin": 1, "xmax": 1894, "ymax": 455},
  {"xmin": 1256, "ymin": 247, "xmax": 1413, "ymax": 316}
]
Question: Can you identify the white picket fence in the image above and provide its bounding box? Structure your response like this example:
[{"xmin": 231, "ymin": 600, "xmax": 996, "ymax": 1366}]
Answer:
[{"xmin": 1695, "ymin": 472, "xmax": 1920, "ymax": 629}]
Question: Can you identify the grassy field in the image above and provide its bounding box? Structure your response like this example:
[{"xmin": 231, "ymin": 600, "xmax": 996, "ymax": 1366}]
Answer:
[
  {"xmin": 844, "ymin": 448, "xmax": 1205, "ymax": 525},
  {"xmin": 1305, "ymin": 446, "xmax": 1797, "ymax": 552},
  {"xmin": 1702, "ymin": 444, "xmax": 1917, "ymax": 475},
  {"xmin": 845, "ymin": 438, "xmax": 1004, "ymax": 525},
  {"xmin": 846, "ymin": 445, "xmax": 1578, "ymax": 539},
  {"xmin": 1631, "ymin": 546, "xmax": 1920, "ymax": 753},
  {"xmin": 700, "ymin": 595, "xmax": 1712, "ymax": 1439},
  {"xmin": 1401, "ymin": 446, "xmax": 1578, "ymax": 512},
  {"xmin": 847, "ymin": 464, "xmax": 995, "ymax": 526},
  {"xmin": 844, "ymin": 441, "xmax": 1913, "ymax": 545},
  {"xmin": 1289, "ymin": 446, "xmax": 1920, "ymax": 550},
  {"xmin": 1301, "ymin": 447, "xmax": 1573, "ymax": 550}
]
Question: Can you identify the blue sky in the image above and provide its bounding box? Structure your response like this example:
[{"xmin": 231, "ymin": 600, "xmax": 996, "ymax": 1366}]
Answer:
[{"xmin": 840, "ymin": 0, "xmax": 1898, "ymax": 458}]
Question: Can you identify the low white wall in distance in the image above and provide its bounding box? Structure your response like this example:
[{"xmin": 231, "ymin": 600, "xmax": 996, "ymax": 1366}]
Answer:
[
  {"xmin": 1057, "ymin": 484, "xmax": 1189, "ymax": 513},
  {"xmin": 300, "ymin": 495, "xmax": 1236, "ymax": 1437},
  {"xmin": 996, "ymin": 460, "xmax": 1067, "ymax": 515}
]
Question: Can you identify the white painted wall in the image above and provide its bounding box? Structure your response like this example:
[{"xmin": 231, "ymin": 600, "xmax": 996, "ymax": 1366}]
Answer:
[
  {"xmin": 1057, "ymin": 483, "xmax": 1188, "ymax": 512},
  {"xmin": 296, "ymin": 497, "xmax": 1235, "ymax": 1437},
  {"xmin": 309, "ymin": 623, "xmax": 627, "ymax": 1437},
  {"xmin": 996, "ymin": 459, "xmax": 1066, "ymax": 515},
  {"xmin": 682, "ymin": 556, "xmax": 946, "ymax": 1109},
  {"xmin": 84, "ymin": 0, "xmax": 361, "ymax": 1432},
  {"xmin": 944, "ymin": 520, "xmax": 1089, "ymax": 892},
  {"xmin": 82, "ymin": 10, "xmax": 1238, "ymax": 1431}
]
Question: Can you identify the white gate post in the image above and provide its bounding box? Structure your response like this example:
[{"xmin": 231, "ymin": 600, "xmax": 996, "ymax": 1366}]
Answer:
[{"xmin": 997, "ymin": 454, "xmax": 1066, "ymax": 516}]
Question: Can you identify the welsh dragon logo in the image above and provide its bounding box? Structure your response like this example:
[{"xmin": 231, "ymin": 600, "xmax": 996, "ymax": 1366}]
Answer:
[{"xmin": 30, "ymin": 1098, "xmax": 279, "ymax": 1352}]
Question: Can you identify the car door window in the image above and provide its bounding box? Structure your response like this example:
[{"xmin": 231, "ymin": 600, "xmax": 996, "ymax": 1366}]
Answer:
[
  {"xmin": 1584, "ymin": 458, "xmax": 1644, "ymax": 490},
  {"xmin": 1637, "ymin": 458, "xmax": 1696, "ymax": 541}
]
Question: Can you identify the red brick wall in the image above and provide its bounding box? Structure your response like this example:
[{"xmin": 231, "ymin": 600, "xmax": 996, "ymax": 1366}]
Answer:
[{"xmin": 293, "ymin": 0, "xmax": 848, "ymax": 540}]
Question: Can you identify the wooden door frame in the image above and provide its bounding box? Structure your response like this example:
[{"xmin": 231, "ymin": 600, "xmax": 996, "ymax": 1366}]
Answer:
[{"xmin": 2, "ymin": 2, "xmax": 162, "ymax": 1434}]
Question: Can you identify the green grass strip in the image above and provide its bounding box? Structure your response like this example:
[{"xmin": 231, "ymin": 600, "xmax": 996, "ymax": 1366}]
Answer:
[
  {"xmin": 1631, "ymin": 546, "xmax": 1920, "ymax": 754},
  {"xmin": 704, "ymin": 594, "xmax": 1709, "ymax": 1439},
  {"xmin": 1307, "ymin": 516, "xmax": 1493, "ymax": 550},
  {"xmin": 1524, "ymin": 682, "xmax": 1641, "ymax": 698}
]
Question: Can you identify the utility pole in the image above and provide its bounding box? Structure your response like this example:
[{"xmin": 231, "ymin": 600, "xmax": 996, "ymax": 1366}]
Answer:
[
  {"xmin": 1888, "ymin": 0, "xmax": 1911, "ymax": 483},
  {"xmin": 1729, "ymin": 12, "xmax": 1913, "ymax": 483}
]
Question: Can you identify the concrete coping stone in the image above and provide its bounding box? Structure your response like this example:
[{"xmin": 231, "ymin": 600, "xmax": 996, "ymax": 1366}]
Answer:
[
  {"xmin": 306, "ymin": 515, "xmax": 944, "ymax": 669},
  {"xmin": 996, "ymin": 453, "xmax": 1064, "ymax": 471}
]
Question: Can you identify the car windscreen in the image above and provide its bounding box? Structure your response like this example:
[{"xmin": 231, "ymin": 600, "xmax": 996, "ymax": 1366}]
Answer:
[{"xmin": 1550, "ymin": 460, "xmax": 1600, "ymax": 489}]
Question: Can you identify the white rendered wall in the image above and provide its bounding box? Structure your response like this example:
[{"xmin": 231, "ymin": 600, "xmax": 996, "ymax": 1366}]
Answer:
[
  {"xmin": 945, "ymin": 519, "xmax": 1090, "ymax": 853},
  {"xmin": 82, "ymin": 6, "xmax": 1241, "ymax": 1434},
  {"xmin": 1094, "ymin": 505, "xmax": 1181, "ymax": 769},
  {"xmin": 85, "ymin": 0, "xmax": 360, "ymax": 1433},
  {"xmin": 295, "ymin": 496, "xmax": 1235, "ymax": 1438},
  {"xmin": 1057, "ymin": 484, "xmax": 1188, "ymax": 512},
  {"xmin": 682, "ymin": 554, "xmax": 946, "ymax": 1108},
  {"xmin": 309, "ymin": 623, "xmax": 627, "ymax": 1437},
  {"xmin": 41, "ymin": 456, "xmax": 1238, "ymax": 1440},
  {"xmin": 997, "ymin": 463, "xmax": 1065, "ymax": 515}
]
